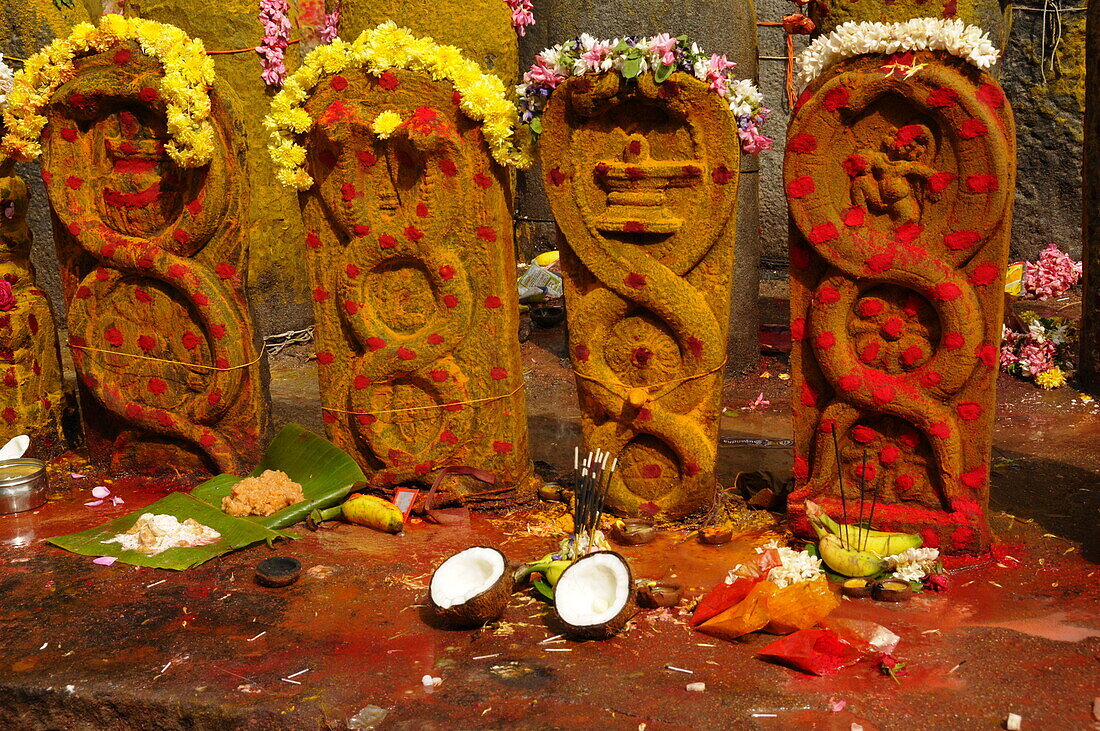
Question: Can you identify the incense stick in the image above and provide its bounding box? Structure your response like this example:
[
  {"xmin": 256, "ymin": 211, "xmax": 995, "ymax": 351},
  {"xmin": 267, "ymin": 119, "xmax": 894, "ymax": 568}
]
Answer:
[
  {"xmin": 864, "ymin": 473, "xmax": 880, "ymax": 553},
  {"xmin": 832, "ymin": 428, "xmax": 850, "ymax": 547},
  {"xmin": 856, "ymin": 449, "xmax": 867, "ymax": 546}
]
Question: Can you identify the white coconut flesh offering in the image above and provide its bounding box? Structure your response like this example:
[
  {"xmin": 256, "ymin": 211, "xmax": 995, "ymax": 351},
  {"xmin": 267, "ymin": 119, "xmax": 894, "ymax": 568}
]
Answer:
[
  {"xmin": 430, "ymin": 547, "xmax": 506, "ymax": 609},
  {"xmin": 554, "ymin": 553, "xmax": 631, "ymax": 628}
]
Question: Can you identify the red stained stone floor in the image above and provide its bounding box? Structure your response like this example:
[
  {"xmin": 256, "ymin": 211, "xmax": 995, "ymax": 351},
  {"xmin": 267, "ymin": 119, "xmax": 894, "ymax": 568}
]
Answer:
[{"xmin": 0, "ymin": 328, "xmax": 1097, "ymax": 729}]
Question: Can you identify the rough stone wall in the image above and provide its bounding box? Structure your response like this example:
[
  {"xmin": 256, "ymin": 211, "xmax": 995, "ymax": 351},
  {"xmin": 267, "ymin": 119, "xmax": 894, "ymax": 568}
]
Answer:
[
  {"xmin": 1081, "ymin": 0, "xmax": 1098, "ymax": 393},
  {"xmin": 517, "ymin": 0, "xmax": 763, "ymax": 373},
  {"xmin": 1001, "ymin": 3, "xmax": 1088, "ymax": 261}
]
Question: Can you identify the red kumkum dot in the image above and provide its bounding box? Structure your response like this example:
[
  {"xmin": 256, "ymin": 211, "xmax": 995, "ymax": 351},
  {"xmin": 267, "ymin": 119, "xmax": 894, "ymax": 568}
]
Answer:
[
  {"xmin": 786, "ymin": 176, "xmax": 815, "ymax": 198},
  {"xmin": 957, "ymin": 401, "xmax": 983, "ymax": 420},
  {"xmin": 787, "ymin": 133, "xmax": 817, "ymax": 154},
  {"xmin": 624, "ymin": 272, "xmax": 647, "ymax": 288},
  {"xmin": 490, "ymin": 366, "xmax": 507, "ymax": 380},
  {"xmin": 366, "ymin": 337, "xmax": 386, "ymax": 352}
]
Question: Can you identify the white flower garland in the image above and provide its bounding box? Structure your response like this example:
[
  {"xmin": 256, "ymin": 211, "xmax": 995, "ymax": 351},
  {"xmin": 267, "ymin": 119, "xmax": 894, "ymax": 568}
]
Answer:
[
  {"xmin": 797, "ymin": 18, "xmax": 1000, "ymax": 85},
  {"xmin": 0, "ymin": 59, "xmax": 13, "ymax": 111},
  {"xmin": 884, "ymin": 547, "xmax": 941, "ymax": 582}
]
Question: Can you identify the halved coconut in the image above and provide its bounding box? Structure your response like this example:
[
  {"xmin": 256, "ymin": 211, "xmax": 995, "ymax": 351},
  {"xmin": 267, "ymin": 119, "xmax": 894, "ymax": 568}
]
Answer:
[
  {"xmin": 553, "ymin": 551, "xmax": 635, "ymax": 640},
  {"xmin": 429, "ymin": 546, "xmax": 512, "ymax": 627}
]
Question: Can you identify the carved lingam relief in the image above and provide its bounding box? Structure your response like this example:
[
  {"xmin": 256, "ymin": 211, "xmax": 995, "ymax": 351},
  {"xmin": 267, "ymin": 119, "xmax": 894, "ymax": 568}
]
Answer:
[
  {"xmin": 541, "ymin": 73, "xmax": 741, "ymax": 519},
  {"xmin": 785, "ymin": 52, "xmax": 1015, "ymax": 552},
  {"xmin": 41, "ymin": 43, "xmax": 268, "ymax": 475},
  {"xmin": 299, "ymin": 67, "xmax": 534, "ymax": 495}
]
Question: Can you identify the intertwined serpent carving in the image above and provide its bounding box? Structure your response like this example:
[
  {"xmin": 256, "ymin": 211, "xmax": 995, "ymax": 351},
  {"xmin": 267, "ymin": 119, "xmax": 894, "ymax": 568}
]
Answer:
[
  {"xmin": 42, "ymin": 44, "xmax": 267, "ymax": 475},
  {"xmin": 542, "ymin": 73, "xmax": 740, "ymax": 518},
  {"xmin": 785, "ymin": 52, "xmax": 1015, "ymax": 552},
  {"xmin": 300, "ymin": 69, "xmax": 533, "ymax": 495}
]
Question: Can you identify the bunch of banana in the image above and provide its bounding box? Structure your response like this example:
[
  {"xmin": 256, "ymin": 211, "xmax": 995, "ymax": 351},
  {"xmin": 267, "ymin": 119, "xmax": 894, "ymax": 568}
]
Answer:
[{"xmin": 805, "ymin": 500, "xmax": 922, "ymax": 578}]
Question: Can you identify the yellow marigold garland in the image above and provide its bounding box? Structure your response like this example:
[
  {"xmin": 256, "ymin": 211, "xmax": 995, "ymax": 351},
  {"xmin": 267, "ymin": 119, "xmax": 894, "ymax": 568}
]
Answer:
[
  {"xmin": 265, "ymin": 21, "xmax": 532, "ymax": 190},
  {"xmin": 1, "ymin": 15, "xmax": 215, "ymax": 168}
]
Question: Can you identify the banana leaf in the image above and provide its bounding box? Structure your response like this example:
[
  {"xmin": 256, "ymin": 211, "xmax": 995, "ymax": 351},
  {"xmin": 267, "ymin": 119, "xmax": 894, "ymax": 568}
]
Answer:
[
  {"xmin": 189, "ymin": 423, "xmax": 367, "ymax": 529},
  {"xmin": 50, "ymin": 424, "xmax": 367, "ymax": 570},
  {"xmin": 47, "ymin": 492, "xmax": 295, "ymax": 570}
]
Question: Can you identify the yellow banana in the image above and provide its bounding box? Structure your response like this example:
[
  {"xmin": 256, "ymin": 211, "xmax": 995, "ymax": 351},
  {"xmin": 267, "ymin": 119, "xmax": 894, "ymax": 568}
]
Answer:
[
  {"xmin": 311, "ymin": 494, "xmax": 404, "ymax": 534},
  {"xmin": 819, "ymin": 534, "xmax": 885, "ymax": 577},
  {"xmin": 805, "ymin": 500, "xmax": 922, "ymax": 557}
]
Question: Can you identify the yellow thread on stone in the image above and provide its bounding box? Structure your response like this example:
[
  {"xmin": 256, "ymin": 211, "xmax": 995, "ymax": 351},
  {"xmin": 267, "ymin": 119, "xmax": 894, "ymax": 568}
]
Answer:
[
  {"xmin": 321, "ymin": 383, "xmax": 525, "ymax": 417},
  {"xmin": 67, "ymin": 342, "xmax": 263, "ymax": 372}
]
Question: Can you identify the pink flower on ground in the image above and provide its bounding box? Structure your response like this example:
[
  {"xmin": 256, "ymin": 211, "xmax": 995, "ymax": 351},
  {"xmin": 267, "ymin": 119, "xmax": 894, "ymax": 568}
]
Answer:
[
  {"xmin": 648, "ymin": 33, "xmax": 678, "ymax": 65},
  {"xmin": 1024, "ymin": 243, "xmax": 1083, "ymax": 300},
  {"xmin": 1018, "ymin": 340, "xmax": 1056, "ymax": 377}
]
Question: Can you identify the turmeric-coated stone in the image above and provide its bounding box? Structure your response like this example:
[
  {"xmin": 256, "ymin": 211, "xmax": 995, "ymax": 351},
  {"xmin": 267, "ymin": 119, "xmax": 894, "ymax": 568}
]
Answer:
[
  {"xmin": 540, "ymin": 72, "xmax": 740, "ymax": 519},
  {"xmin": 784, "ymin": 51, "xmax": 1015, "ymax": 553},
  {"xmin": 41, "ymin": 43, "xmax": 269, "ymax": 475},
  {"xmin": 0, "ymin": 157, "xmax": 66, "ymax": 456},
  {"xmin": 124, "ymin": 0, "xmax": 310, "ymax": 335},
  {"xmin": 338, "ymin": 0, "xmax": 517, "ymax": 85},
  {"xmin": 298, "ymin": 68, "xmax": 534, "ymax": 497}
]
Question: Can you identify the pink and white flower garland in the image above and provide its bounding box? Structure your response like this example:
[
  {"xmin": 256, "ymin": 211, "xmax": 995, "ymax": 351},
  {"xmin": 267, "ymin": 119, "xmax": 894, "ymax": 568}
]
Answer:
[
  {"xmin": 518, "ymin": 34, "xmax": 771, "ymax": 155},
  {"xmin": 505, "ymin": 0, "xmax": 535, "ymax": 36},
  {"xmin": 256, "ymin": 0, "xmax": 292, "ymax": 87}
]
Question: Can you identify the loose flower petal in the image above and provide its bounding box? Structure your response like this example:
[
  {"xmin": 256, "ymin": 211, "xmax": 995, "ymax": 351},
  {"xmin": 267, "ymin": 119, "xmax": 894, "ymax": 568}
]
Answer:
[
  {"xmin": 92, "ymin": 556, "xmax": 117, "ymax": 566},
  {"xmin": 91, "ymin": 486, "xmax": 111, "ymax": 499}
]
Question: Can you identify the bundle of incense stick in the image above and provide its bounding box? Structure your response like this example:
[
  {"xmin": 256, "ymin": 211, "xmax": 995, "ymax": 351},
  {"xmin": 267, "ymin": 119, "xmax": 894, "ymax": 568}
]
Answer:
[
  {"xmin": 831, "ymin": 429, "xmax": 881, "ymax": 551},
  {"xmin": 572, "ymin": 447, "xmax": 617, "ymax": 557}
]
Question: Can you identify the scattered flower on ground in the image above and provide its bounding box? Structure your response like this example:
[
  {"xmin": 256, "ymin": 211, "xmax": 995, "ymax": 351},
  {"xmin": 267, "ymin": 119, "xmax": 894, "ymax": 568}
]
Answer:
[
  {"xmin": 1023, "ymin": 243, "xmax": 1082, "ymax": 300},
  {"xmin": 1001, "ymin": 311, "xmax": 1077, "ymax": 388},
  {"xmin": 884, "ymin": 547, "xmax": 940, "ymax": 583}
]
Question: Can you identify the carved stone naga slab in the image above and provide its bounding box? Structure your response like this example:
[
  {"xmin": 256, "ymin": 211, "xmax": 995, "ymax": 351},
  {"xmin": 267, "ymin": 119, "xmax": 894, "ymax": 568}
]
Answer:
[
  {"xmin": 0, "ymin": 158, "xmax": 66, "ymax": 456},
  {"xmin": 540, "ymin": 73, "xmax": 740, "ymax": 519},
  {"xmin": 42, "ymin": 43, "xmax": 268, "ymax": 475},
  {"xmin": 784, "ymin": 52, "xmax": 1015, "ymax": 553},
  {"xmin": 299, "ymin": 68, "xmax": 534, "ymax": 496}
]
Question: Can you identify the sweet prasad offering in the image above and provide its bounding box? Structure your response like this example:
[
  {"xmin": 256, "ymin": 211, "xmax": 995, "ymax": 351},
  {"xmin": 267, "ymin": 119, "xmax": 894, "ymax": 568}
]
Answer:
[
  {"xmin": 104, "ymin": 513, "xmax": 221, "ymax": 555},
  {"xmin": 221, "ymin": 469, "xmax": 305, "ymax": 517}
]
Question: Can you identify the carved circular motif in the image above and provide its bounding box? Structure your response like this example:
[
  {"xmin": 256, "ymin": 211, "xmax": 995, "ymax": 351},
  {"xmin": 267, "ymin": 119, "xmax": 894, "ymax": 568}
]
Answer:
[
  {"xmin": 603, "ymin": 312, "xmax": 681, "ymax": 387},
  {"xmin": 848, "ymin": 284, "xmax": 940, "ymax": 373}
]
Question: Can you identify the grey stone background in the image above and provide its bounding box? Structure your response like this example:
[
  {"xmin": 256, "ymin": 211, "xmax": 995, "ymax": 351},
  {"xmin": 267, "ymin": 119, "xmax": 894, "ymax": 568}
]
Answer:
[{"xmin": 7, "ymin": 1, "xmax": 1090, "ymax": 339}]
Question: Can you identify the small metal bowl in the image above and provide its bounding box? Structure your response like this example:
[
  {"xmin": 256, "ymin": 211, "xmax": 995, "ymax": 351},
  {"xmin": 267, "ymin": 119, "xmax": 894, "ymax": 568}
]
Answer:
[{"xmin": 0, "ymin": 459, "xmax": 48, "ymax": 515}]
